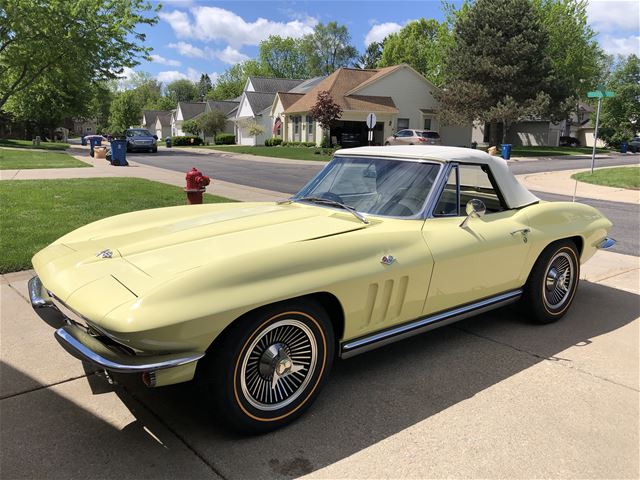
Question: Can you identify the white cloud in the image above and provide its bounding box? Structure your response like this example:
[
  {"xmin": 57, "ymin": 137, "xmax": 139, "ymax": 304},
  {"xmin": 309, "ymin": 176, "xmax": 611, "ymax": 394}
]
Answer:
[
  {"xmin": 587, "ymin": 0, "xmax": 640, "ymax": 32},
  {"xmin": 599, "ymin": 34, "xmax": 640, "ymax": 55},
  {"xmin": 185, "ymin": 67, "xmax": 201, "ymax": 82},
  {"xmin": 157, "ymin": 70, "xmax": 188, "ymax": 83},
  {"xmin": 159, "ymin": 10, "xmax": 192, "ymax": 38},
  {"xmin": 212, "ymin": 46, "xmax": 249, "ymax": 65},
  {"xmin": 160, "ymin": 7, "xmax": 317, "ymax": 48},
  {"xmin": 168, "ymin": 41, "xmax": 207, "ymax": 58},
  {"xmin": 150, "ymin": 54, "xmax": 181, "ymax": 67},
  {"xmin": 364, "ymin": 22, "xmax": 404, "ymax": 46}
]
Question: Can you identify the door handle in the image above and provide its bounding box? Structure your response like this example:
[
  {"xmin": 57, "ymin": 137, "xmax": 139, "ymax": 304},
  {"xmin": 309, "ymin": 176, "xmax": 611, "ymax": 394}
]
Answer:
[{"xmin": 510, "ymin": 228, "xmax": 530, "ymax": 243}]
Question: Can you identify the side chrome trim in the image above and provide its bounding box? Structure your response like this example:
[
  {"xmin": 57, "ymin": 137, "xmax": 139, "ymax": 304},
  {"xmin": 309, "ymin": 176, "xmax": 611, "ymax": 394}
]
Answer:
[
  {"xmin": 54, "ymin": 326, "xmax": 205, "ymax": 373},
  {"xmin": 340, "ymin": 289, "xmax": 522, "ymax": 358},
  {"xmin": 29, "ymin": 276, "xmax": 54, "ymax": 309},
  {"xmin": 596, "ymin": 237, "xmax": 616, "ymax": 249}
]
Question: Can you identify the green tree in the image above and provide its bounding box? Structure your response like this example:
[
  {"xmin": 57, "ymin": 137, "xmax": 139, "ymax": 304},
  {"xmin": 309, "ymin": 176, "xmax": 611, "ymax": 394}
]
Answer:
[
  {"xmin": 165, "ymin": 79, "xmax": 199, "ymax": 103},
  {"xmin": 309, "ymin": 91, "xmax": 343, "ymax": 146},
  {"xmin": 207, "ymin": 60, "xmax": 269, "ymax": 100},
  {"xmin": 108, "ymin": 90, "xmax": 143, "ymax": 135},
  {"xmin": 379, "ymin": 19, "xmax": 452, "ymax": 85},
  {"xmin": 0, "ymin": 0, "xmax": 158, "ymax": 110},
  {"xmin": 301, "ymin": 22, "xmax": 358, "ymax": 75},
  {"xmin": 258, "ymin": 36, "xmax": 307, "ymax": 79},
  {"xmin": 598, "ymin": 55, "xmax": 640, "ymax": 147},
  {"xmin": 197, "ymin": 74, "xmax": 213, "ymax": 100},
  {"xmin": 439, "ymin": 0, "xmax": 553, "ymax": 145},
  {"xmin": 197, "ymin": 110, "xmax": 228, "ymax": 139},
  {"xmin": 533, "ymin": 0, "xmax": 604, "ymax": 124},
  {"xmin": 181, "ymin": 118, "xmax": 200, "ymax": 136},
  {"xmin": 357, "ymin": 41, "xmax": 383, "ymax": 69}
]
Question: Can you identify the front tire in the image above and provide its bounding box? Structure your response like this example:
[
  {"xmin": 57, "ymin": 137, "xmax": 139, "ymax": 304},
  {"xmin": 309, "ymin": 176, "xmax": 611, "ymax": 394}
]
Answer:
[
  {"xmin": 522, "ymin": 240, "xmax": 580, "ymax": 324},
  {"xmin": 197, "ymin": 299, "xmax": 334, "ymax": 434}
]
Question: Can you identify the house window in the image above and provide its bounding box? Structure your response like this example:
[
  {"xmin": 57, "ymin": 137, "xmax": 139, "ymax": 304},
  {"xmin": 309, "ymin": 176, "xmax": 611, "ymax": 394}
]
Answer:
[
  {"xmin": 293, "ymin": 116, "xmax": 301, "ymax": 134},
  {"xmin": 397, "ymin": 118, "xmax": 410, "ymax": 130},
  {"xmin": 423, "ymin": 118, "xmax": 432, "ymax": 130},
  {"xmin": 306, "ymin": 116, "xmax": 314, "ymax": 136}
]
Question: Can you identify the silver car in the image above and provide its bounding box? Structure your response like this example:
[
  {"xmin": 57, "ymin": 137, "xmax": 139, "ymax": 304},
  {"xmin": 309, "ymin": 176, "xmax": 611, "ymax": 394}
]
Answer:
[{"xmin": 385, "ymin": 129, "xmax": 441, "ymax": 146}]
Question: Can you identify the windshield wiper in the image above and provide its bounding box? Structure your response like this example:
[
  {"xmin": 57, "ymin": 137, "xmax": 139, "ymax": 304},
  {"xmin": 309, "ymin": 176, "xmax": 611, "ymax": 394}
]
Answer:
[{"xmin": 296, "ymin": 196, "xmax": 369, "ymax": 224}]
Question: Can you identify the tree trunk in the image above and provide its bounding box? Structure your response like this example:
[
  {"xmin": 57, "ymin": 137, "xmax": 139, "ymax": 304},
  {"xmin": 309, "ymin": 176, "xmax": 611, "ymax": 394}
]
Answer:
[
  {"xmin": 489, "ymin": 120, "xmax": 498, "ymax": 146},
  {"xmin": 502, "ymin": 120, "xmax": 509, "ymax": 145}
]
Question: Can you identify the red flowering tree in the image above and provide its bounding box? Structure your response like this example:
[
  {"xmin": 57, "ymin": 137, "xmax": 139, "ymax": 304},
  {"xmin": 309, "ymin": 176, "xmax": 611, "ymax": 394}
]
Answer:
[{"xmin": 309, "ymin": 90, "xmax": 342, "ymax": 147}]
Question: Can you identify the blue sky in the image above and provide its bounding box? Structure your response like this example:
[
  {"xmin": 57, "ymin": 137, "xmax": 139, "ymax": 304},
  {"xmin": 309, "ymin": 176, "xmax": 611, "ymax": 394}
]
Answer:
[{"xmin": 129, "ymin": 0, "xmax": 640, "ymax": 85}]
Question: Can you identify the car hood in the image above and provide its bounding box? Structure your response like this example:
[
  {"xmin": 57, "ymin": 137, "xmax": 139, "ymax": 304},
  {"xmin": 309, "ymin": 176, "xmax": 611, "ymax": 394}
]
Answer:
[{"xmin": 35, "ymin": 203, "xmax": 368, "ymax": 301}]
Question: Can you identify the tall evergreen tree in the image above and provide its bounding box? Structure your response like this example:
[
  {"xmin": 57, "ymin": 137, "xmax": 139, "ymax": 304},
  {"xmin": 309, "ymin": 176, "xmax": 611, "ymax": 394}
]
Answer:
[
  {"xmin": 357, "ymin": 41, "xmax": 383, "ymax": 69},
  {"xmin": 197, "ymin": 74, "xmax": 213, "ymax": 100},
  {"xmin": 440, "ymin": 0, "xmax": 553, "ymax": 144}
]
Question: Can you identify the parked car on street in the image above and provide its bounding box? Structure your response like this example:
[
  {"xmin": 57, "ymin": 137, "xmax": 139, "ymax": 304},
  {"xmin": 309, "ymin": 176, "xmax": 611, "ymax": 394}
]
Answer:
[
  {"xmin": 125, "ymin": 128, "xmax": 158, "ymax": 153},
  {"xmin": 559, "ymin": 136, "xmax": 580, "ymax": 147},
  {"xmin": 385, "ymin": 129, "xmax": 441, "ymax": 146},
  {"xmin": 29, "ymin": 146, "xmax": 614, "ymax": 434},
  {"xmin": 628, "ymin": 136, "xmax": 640, "ymax": 152}
]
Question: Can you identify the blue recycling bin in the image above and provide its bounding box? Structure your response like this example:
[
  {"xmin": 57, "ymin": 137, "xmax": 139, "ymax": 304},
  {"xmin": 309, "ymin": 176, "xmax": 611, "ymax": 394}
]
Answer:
[
  {"xmin": 501, "ymin": 144, "xmax": 512, "ymax": 160},
  {"xmin": 81, "ymin": 135, "xmax": 87, "ymax": 146},
  {"xmin": 165, "ymin": 136, "xmax": 172, "ymax": 148},
  {"xmin": 110, "ymin": 139, "xmax": 128, "ymax": 166},
  {"xmin": 620, "ymin": 142, "xmax": 628, "ymax": 154},
  {"xmin": 88, "ymin": 137, "xmax": 102, "ymax": 156}
]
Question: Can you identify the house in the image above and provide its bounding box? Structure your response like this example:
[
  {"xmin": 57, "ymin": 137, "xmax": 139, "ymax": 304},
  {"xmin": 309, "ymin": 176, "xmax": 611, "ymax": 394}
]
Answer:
[
  {"xmin": 197, "ymin": 100, "xmax": 239, "ymax": 142},
  {"xmin": 141, "ymin": 110, "xmax": 163, "ymax": 131},
  {"xmin": 171, "ymin": 102, "xmax": 206, "ymax": 137},
  {"xmin": 235, "ymin": 77, "xmax": 322, "ymax": 146},
  {"xmin": 154, "ymin": 111, "xmax": 172, "ymax": 140},
  {"xmin": 278, "ymin": 64, "xmax": 472, "ymax": 147},
  {"xmin": 471, "ymin": 119, "xmax": 564, "ymax": 147},
  {"xmin": 73, "ymin": 117, "xmax": 97, "ymax": 136}
]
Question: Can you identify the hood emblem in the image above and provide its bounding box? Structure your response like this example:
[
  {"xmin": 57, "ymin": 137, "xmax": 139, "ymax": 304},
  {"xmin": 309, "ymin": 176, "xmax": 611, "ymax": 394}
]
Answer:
[
  {"xmin": 380, "ymin": 255, "xmax": 395, "ymax": 265},
  {"xmin": 96, "ymin": 249, "xmax": 113, "ymax": 259}
]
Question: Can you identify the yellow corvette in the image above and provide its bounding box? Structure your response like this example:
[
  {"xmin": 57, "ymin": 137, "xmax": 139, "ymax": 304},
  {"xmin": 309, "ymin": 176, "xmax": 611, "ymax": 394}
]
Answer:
[{"xmin": 29, "ymin": 146, "xmax": 614, "ymax": 433}]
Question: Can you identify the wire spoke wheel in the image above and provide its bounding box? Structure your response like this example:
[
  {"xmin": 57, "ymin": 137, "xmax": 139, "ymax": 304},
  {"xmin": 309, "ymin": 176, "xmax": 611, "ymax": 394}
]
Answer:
[
  {"xmin": 543, "ymin": 251, "xmax": 574, "ymax": 310},
  {"xmin": 240, "ymin": 319, "xmax": 318, "ymax": 411}
]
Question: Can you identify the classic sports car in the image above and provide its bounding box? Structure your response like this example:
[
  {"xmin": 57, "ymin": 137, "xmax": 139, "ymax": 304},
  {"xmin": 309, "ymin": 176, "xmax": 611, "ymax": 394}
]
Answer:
[{"xmin": 29, "ymin": 146, "xmax": 615, "ymax": 433}]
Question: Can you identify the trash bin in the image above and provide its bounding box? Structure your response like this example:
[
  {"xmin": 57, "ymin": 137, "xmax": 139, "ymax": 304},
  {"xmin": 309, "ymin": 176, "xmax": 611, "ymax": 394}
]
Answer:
[
  {"xmin": 501, "ymin": 144, "xmax": 512, "ymax": 160},
  {"xmin": 88, "ymin": 137, "xmax": 102, "ymax": 157},
  {"xmin": 165, "ymin": 136, "xmax": 172, "ymax": 148},
  {"xmin": 81, "ymin": 135, "xmax": 87, "ymax": 146},
  {"xmin": 620, "ymin": 142, "xmax": 628, "ymax": 154},
  {"xmin": 110, "ymin": 139, "xmax": 128, "ymax": 166}
]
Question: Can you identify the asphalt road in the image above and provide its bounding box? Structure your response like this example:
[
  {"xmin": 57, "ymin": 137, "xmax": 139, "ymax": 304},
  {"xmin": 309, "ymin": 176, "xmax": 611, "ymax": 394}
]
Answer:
[{"xmin": 128, "ymin": 149, "xmax": 639, "ymax": 256}]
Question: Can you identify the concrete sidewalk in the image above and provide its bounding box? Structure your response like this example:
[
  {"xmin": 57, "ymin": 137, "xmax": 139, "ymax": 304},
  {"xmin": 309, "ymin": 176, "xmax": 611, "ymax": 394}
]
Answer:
[
  {"xmin": 517, "ymin": 164, "xmax": 640, "ymax": 204},
  {"xmin": 1, "ymin": 250, "xmax": 638, "ymax": 479},
  {"xmin": 0, "ymin": 151, "xmax": 290, "ymax": 202}
]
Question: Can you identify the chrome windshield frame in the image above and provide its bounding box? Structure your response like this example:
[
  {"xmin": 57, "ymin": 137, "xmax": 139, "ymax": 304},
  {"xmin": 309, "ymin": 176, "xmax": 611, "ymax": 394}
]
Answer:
[{"xmin": 291, "ymin": 155, "xmax": 446, "ymax": 221}]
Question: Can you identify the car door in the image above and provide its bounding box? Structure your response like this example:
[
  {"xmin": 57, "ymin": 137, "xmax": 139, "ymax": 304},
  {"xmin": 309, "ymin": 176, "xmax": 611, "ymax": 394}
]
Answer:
[{"xmin": 421, "ymin": 163, "xmax": 532, "ymax": 315}]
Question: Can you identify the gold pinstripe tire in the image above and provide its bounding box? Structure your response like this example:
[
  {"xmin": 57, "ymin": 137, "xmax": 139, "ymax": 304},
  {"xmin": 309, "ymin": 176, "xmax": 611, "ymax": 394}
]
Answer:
[
  {"xmin": 197, "ymin": 299, "xmax": 334, "ymax": 434},
  {"xmin": 522, "ymin": 240, "xmax": 580, "ymax": 324}
]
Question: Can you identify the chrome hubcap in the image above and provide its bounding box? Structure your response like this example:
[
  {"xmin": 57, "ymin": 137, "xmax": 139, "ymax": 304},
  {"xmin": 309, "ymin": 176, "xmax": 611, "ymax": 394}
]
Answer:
[
  {"xmin": 240, "ymin": 319, "xmax": 317, "ymax": 411},
  {"xmin": 543, "ymin": 252, "xmax": 574, "ymax": 309}
]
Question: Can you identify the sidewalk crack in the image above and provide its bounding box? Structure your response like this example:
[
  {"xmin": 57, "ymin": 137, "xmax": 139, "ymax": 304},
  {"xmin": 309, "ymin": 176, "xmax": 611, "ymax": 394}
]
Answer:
[{"xmin": 0, "ymin": 372, "xmax": 96, "ymax": 400}]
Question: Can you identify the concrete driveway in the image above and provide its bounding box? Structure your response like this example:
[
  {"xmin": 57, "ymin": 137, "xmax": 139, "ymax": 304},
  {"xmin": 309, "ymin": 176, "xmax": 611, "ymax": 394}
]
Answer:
[{"xmin": 1, "ymin": 250, "xmax": 638, "ymax": 479}]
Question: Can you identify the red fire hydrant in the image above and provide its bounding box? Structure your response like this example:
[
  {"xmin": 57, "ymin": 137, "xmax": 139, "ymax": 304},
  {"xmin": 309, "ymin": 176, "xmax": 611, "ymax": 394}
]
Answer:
[{"xmin": 184, "ymin": 167, "xmax": 211, "ymax": 204}]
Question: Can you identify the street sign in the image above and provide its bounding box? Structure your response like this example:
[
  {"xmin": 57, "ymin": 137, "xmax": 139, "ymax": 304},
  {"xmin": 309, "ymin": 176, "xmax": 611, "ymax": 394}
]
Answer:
[
  {"xmin": 587, "ymin": 90, "xmax": 615, "ymax": 98},
  {"xmin": 367, "ymin": 130, "xmax": 374, "ymax": 142},
  {"xmin": 366, "ymin": 112, "xmax": 377, "ymax": 129}
]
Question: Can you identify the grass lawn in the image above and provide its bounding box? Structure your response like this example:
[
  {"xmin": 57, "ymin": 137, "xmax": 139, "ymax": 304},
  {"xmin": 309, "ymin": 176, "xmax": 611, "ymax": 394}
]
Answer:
[
  {"xmin": 0, "ymin": 148, "xmax": 90, "ymax": 170},
  {"xmin": 510, "ymin": 146, "xmax": 611, "ymax": 157},
  {"xmin": 0, "ymin": 178, "xmax": 234, "ymax": 273},
  {"xmin": 572, "ymin": 167, "xmax": 639, "ymax": 190},
  {"xmin": 0, "ymin": 139, "xmax": 70, "ymax": 150},
  {"xmin": 191, "ymin": 145, "xmax": 333, "ymax": 162}
]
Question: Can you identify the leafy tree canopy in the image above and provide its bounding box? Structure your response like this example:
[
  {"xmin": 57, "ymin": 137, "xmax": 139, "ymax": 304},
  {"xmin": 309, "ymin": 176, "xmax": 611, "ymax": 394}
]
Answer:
[
  {"xmin": 357, "ymin": 41, "xmax": 383, "ymax": 69},
  {"xmin": 301, "ymin": 22, "xmax": 358, "ymax": 76},
  {"xmin": 258, "ymin": 36, "xmax": 308, "ymax": 79},
  {"xmin": 165, "ymin": 79, "xmax": 199, "ymax": 103}
]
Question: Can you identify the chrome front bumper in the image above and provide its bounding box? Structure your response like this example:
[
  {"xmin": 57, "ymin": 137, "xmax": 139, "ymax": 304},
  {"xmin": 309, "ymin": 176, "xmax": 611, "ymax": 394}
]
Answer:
[
  {"xmin": 28, "ymin": 276, "xmax": 204, "ymax": 373},
  {"xmin": 596, "ymin": 237, "xmax": 616, "ymax": 249}
]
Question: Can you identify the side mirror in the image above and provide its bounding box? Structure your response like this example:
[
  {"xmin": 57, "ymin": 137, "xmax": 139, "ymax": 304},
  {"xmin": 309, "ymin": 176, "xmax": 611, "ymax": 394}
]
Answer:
[
  {"xmin": 153, "ymin": 135, "xmax": 158, "ymax": 140},
  {"xmin": 459, "ymin": 199, "xmax": 486, "ymax": 228},
  {"xmin": 393, "ymin": 134, "xmax": 397, "ymax": 138}
]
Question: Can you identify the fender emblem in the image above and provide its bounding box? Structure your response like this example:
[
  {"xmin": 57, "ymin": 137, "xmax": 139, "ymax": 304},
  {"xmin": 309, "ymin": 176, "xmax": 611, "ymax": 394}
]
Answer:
[
  {"xmin": 96, "ymin": 249, "xmax": 113, "ymax": 259},
  {"xmin": 380, "ymin": 255, "xmax": 395, "ymax": 265}
]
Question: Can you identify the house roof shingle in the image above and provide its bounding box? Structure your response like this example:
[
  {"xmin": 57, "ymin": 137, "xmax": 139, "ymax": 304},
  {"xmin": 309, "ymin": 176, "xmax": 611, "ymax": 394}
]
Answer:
[
  {"xmin": 244, "ymin": 92, "xmax": 278, "ymax": 116},
  {"xmin": 178, "ymin": 102, "xmax": 206, "ymax": 120},
  {"xmin": 156, "ymin": 112, "xmax": 172, "ymax": 126},
  {"xmin": 285, "ymin": 67, "xmax": 400, "ymax": 114},
  {"xmin": 276, "ymin": 92, "xmax": 305, "ymax": 110},
  {"xmin": 248, "ymin": 76, "xmax": 305, "ymax": 94},
  {"xmin": 142, "ymin": 110, "xmax": 163, "ymax": 125},
  {"xmin": 206, "ymin": 100, "xmax": 239, "ymax": 116}
]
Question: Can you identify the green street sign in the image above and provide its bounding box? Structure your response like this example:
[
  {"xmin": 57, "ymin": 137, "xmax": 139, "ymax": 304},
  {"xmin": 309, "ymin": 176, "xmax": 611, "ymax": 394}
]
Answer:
[{"xmin": 588, "ymin": 90, "xmax": 615, "ymax": 98}]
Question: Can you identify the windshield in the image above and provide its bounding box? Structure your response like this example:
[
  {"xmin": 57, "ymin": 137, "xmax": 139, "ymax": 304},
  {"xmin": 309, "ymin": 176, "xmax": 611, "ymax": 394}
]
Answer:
[
  {"xmin": 127, "ymin": 129, "xmax": 152, "ymax": 137},
  {"xmin": 421, "ymin": 131, "xmax": 440, "ymax": 139},
  {"xmin": 294, "ymin": 156, "xmax": 440, "ymax": 217}
]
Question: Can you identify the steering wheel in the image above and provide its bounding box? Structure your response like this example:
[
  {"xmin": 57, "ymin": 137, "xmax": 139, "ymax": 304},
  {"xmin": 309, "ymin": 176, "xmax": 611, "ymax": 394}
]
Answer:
[{"xmin": 318, "ymin": 192, "xmax": 345, "ymax": 204}]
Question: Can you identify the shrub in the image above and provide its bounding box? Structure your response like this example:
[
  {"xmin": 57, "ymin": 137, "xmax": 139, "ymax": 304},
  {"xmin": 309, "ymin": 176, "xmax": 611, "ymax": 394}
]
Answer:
[
  {"xmin": 264, "ymin": 137, "xmax": 283, "ymax": 147},
  {"xmin": 171, "ymin": 136, "xmax": 204, "ymax": 146},
  {"xmin": 304, "ymin": 141, "xmax": 316, "ymax": 147},
  {"xmin": 281, "ymin": 141, "xmax": 288, "ymax": 146},
  {"xmin": 215, "ymin": 133, "xmax": 235, "ymax": 145}
]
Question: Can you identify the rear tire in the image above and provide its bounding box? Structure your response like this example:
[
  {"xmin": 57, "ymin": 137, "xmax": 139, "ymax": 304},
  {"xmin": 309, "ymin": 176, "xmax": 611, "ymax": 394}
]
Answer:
[
  {"xmin": 521, "ymin": 240, "xmax": 580, "ymax": 324},
  {"xmin": 197, "ymin": 299, "xmax": 334, "ymax": 434}
]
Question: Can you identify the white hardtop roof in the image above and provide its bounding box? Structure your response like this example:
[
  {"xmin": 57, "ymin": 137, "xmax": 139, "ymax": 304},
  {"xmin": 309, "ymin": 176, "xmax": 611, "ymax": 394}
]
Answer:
[{"xmin": 334, "ymin": 145, "xmax": 539, "ymax": 209}]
